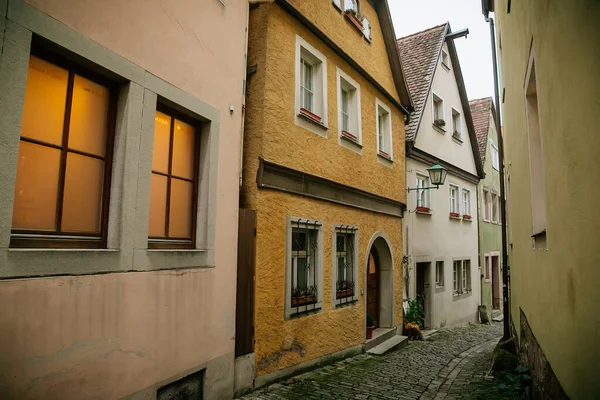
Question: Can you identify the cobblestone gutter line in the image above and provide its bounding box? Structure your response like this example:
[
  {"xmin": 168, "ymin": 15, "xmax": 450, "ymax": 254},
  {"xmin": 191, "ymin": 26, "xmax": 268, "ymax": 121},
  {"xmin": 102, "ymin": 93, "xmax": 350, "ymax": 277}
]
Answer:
[{"xmin": 240, "ymin": 323, "xmax": 504, "ymax": 400}]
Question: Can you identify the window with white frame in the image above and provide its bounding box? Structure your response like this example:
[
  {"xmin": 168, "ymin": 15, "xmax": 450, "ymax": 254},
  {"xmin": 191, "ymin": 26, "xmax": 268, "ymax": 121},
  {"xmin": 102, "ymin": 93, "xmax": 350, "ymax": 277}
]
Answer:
[
  {"xmin": 287, "ymin": 218, "xmax": 323, "ymax": 318},
  {"xmin": 462, "ymin": 189, "xmax": 471, "ymax": 217},
  {"xmin": 453, "ymin": 259, "xmax": 471, "ymax": 295},
  {"xmin": 362, "ymin": 17, "xmax": 372, "ymax": 41},
  {"xmin": 491, "ymin": 140, "xmax": 500, "ymax": 171},
  {"xmin": 332, "ymin": 0, "xmax": 342, "ymax": 10},
  {"xmin": 416, "ymin": 174, "xmax": 430, "ymax": 209},
  {"xmin": 462, "ymin": 260, "xmax": 471, "ymax": 293},
  {"xmin": 492, "ymin": 193, "xmax": 499, "ymax": 223},
  {"xmin": 337, "ymin": 68, "xmax": 361, "ymax": 144},
  {"xmin": 334, "ymin": 226, "xmax": 358, "ymax": 306},
  {"xmin": 453, "ymin": 260, "xmax": 460, "ymax": 294},
  {"xmin": 295, "ymin": 36, "xmax": 327, "ymax": 132},
  {"xmin": 376, "ymin": 99, "xmax": 392, "ymax": 159},
  {"xmin": 433, "ymin": 93, "xmax": 445, "ymax": 129},
  {"xmin": 435, "ymin": 261, "xmax": 444, "ymax": 287},
  {"xmin": 441, "ymin": 49, "xmax": 450, "ymax": 69},
  {"xmin": 345, "ymin": 0, "xmax": 359, "ymax": 12},
  {"xmin": 483, "ymin": 188, "xmax": 491, "ymax": 221},
  {"xmin": 452, "ymin": 108, "xmax": 461, "ymax": 138},
  {"xmin": 449, "ymin": 185, "xmax": 459, "ymax": 215}
]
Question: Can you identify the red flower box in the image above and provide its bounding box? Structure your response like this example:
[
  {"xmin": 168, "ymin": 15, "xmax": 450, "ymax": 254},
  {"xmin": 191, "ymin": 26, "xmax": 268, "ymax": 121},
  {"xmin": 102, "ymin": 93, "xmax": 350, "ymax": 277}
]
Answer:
[
  {"xmin": 463, "ymin": 214, "xmax": 472, "ymax": 220},
  {"xmin": 299, "ymin": 108, "xmax": 322, "ymax": 123},
  {"xmin": 336, "ymin": 289, "xmax": 354, "ymax": 299},
  {"xmin": 292, "ymin": 294, "xmax": 316, "ymax": 307},
  {"xmin": 341, "ymin": 130, "xmax": 358, "ymax": 142},
  {"xmin": 344, "ymin": 11, "xmax": 364, "ymax": 32},
  {"xmin": 416, "ymin": 206, "xmax": 430, "ymax": 213},
  {"xmin": 450, "ymin": 212, "xmax": 460, "ymax": 218},
  {"xmin": 378, "ymin": 150, "xmax": 391, "ymax": 159}
]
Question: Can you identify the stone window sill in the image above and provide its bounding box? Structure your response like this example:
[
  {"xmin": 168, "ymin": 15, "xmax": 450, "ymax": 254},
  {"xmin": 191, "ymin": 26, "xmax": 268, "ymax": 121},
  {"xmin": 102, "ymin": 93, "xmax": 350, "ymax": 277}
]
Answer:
[
  {"xmin": 452, "ymin": 135, "xmax": 463, "ymax": 144},
  {"xmin": 436, "ymin": 285, "xmax": 445, "ymax": 293},
  {"xmin": 298, "ymin": 111, "xmax": 328, "ymax": 131},
  {"xmin": 453, "ymin": 291, "xmax": 472, "ymax": 301},
  {"xmin": 433, "ymin": 124, "xmax": 446, "ymax": 134},
  {"xmin": 341, "ymin": 132, "xmax": 362, "ymax": 148},
  {"xmin": 416, "ymin": 209, "xmax": 433, "ymax": 216}
]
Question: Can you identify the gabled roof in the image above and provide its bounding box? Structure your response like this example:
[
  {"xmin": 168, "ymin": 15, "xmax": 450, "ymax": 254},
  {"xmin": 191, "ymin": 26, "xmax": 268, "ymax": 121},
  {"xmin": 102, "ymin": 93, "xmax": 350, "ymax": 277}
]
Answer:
[
  {"xmin": 397, "ymin": 22, "xmax": 485, "ymax": 178},
  {"xmin": 396, "ymin": 24, "xmax": 446, "ymax": 142},
  {"xmin": 469, "ymin": 97, "xmax": 493, "ymax": 162}
]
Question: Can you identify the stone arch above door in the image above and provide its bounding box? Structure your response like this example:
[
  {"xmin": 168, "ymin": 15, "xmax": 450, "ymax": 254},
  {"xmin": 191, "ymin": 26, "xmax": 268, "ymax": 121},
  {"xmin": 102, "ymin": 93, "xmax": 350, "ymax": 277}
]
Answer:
[{"xmin": 364, "ymin": 232, "xmax": 395, "ymax": 331}]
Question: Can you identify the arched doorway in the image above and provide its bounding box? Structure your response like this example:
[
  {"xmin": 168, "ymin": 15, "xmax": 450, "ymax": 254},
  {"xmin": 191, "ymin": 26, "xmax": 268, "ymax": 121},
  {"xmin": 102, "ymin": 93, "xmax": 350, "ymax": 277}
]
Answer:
[{"xmin": 365, "ymin": 233, "xmax": 394, "ymax": 337}]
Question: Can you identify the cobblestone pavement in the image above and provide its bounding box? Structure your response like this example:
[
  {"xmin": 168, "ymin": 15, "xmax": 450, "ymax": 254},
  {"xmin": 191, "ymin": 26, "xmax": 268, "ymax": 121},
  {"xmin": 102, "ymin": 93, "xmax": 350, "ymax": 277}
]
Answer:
[{"xmin": 241, "ymin": 323, "xmax": 506, "ymax": 400}]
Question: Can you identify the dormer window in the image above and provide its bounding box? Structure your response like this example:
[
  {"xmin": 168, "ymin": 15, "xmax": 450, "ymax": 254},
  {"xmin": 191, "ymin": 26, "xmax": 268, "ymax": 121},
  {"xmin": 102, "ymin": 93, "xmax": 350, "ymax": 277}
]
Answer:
[{"xmin": 441, "ymin": 49, "xmax": 450, "ymax": 69}]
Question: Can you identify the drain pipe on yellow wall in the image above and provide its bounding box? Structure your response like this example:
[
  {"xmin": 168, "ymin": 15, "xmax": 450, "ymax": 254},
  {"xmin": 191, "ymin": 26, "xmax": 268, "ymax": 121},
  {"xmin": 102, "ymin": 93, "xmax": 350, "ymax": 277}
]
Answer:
[{"xmin": 484, "ymin": 10, "xmax": 510, "ymax": 341}]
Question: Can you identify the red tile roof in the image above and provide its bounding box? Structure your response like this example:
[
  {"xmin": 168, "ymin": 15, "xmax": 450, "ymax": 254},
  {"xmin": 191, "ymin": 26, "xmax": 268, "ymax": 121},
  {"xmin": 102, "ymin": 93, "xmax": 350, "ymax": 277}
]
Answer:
[
  {"xmin": 397, "ymin": 24, "xmax": 447, "ymax": 142},
  {"xmin": 469, "ymin": 97, "xmax": 492, "ymax": 162}
]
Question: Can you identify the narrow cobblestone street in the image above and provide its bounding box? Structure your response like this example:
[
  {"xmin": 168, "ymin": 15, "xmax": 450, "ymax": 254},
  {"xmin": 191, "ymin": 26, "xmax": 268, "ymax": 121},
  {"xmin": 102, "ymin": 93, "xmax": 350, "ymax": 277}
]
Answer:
[{"xmin": 241, "ymin": 323, "xmax": 505, "ymax": 400}]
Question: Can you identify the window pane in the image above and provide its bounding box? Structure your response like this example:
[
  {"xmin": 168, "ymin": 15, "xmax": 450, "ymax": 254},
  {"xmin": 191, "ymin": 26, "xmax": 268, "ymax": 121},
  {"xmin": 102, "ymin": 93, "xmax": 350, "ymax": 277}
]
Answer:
[
  {"xmin": 12, "ymin": 141, "xmax": 61, "ymax": 230},
  {"xmin": 172, "ymin": 119, "xmax": 195, "ymax": 180},
  {"xmin": 62, "ymin": 153, "xmax": 104, "ymax": 233},
  {"xmin": 68, "ymin": 75, "xmax": 109, "ymax": 157},
  {"xmin": 169, "ymin": 178, "xmax": 193, "ymax": 238},
  {"xmin": 21, "ymin": 56, "xmax": 68, "ymax": 146},
  {"xmin": 152, "ymin": 111, "xmax": 171, "ymax": 174},
  {"xmin": 292, "ymin": 230, "xmax": 307, "ymax": 252},
  {"xmin": 149, "ymin": 173, "xmax": 168, "ymax": 237},
  {"xmin": 338, "ymin": 257, "xmax": 345, "ymax": 281},
  {"xmin": 296, "ymin": 257, "xmax": 308, "ymax": 289}
]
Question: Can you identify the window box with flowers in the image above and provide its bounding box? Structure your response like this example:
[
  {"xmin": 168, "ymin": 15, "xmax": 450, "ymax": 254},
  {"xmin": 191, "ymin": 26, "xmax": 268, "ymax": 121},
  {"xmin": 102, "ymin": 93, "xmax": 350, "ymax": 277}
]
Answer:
[
  {"xmin": 449, "ymin": 212, "xmax": 461, "ymax": 219},
  {"xmin": 345, "ymin": 9, "xmax": 364, "ymax": 32},
  {"xmin": 336, "ymin": 280, "xmax": 354, "ymax": 299},
  {"xmin": 291, "ymin": 285, "xmax": 317, "ymax": 307},
  {"xmin": 434, "ymin": 119, "xmax": 446, "ymax": 129},
  {"xmin": 416, "ymin": 206, "xmax": 431, "ymax": 214},
  {"xmin": 452, "ymin": 131, "xmax": 463, "ymax": 142},
  {"xmin": 462, "ymin": 214, "xmax": 472, "ymax": 221}
]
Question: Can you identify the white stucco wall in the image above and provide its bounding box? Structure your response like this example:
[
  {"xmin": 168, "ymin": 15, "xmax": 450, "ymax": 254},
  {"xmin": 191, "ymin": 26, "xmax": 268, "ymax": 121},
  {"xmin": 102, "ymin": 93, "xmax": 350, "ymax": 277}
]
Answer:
[
  {"xmin": 405, "ymin": 158, "xmax": 480, "ymax": 328},
  {"xmin": 414, "ymin": 42, "xmax": 478, "ymax": 176}
]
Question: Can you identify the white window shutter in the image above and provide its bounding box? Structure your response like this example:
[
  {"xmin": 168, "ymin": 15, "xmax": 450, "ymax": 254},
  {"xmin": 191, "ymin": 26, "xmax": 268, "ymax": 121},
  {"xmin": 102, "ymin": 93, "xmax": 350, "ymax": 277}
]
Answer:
[
  {"xmin": 332, "ymin": 0, "xmax": 342, "ymax": 9},
  {"xmin": 363, "ymin": 17, "xmax": 371, "ymax": 41}
]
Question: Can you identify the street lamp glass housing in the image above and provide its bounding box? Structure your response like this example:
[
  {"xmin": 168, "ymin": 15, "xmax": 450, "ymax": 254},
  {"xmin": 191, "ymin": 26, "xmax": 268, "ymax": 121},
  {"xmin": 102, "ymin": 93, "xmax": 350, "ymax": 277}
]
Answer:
[{"xmin": 427, "ymin": 164, "xmax": 447, "ymax": 186}]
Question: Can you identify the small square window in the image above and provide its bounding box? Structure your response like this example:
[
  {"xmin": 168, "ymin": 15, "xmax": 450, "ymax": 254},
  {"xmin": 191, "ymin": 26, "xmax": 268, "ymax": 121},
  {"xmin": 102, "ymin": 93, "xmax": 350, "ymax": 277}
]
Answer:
[
  {"xmin": 441, "ymin": 49, "xmax": 450, "ymax": 69},
  {"xmin": 433, "ymin": 93, "xmax": 445, "ymax": 129},
  {"xmin": 452, "ymin": 108, "xmax": 461, "ymax": 139}
]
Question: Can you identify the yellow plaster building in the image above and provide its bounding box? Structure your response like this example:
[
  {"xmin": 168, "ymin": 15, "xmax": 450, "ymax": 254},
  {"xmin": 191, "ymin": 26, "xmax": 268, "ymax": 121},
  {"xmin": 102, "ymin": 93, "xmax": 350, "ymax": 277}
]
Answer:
[{"xmin": 237, "ymin": 0, "xmax": 412, "ymax": 390}]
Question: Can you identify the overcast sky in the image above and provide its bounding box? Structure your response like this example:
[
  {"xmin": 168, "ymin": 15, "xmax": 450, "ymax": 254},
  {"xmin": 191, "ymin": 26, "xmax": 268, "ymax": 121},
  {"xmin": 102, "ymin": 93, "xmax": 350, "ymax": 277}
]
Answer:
[{"xmin": 389, "ymin": 0, "xmax": 495, "ymax": 101}]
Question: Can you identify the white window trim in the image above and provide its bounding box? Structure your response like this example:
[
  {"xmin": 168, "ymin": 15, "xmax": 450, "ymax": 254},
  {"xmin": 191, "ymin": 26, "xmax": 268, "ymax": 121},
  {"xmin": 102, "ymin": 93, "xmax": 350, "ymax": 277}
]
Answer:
[
  {"xmin": 285, "ymin": 216, "xmax": 324, "ymax": 319},
  {"xmin": 432, "ymin": 92, "xmax": 445, "ymax": 131},
  {"xmin": 362, "ymin": 16, "xmax": 372, "ymax": 42},
  {"xmin": 336, "ymin": 68, "xmax": 362, "ymax": 153},
  {"xmin": 375, "ymin": 97, "xmax": 393, "ymax": 162},
  {"xmin": 453, "ymin": 258, "xmax": 473, "ymax": 297},
  {"xmin": 331, "ymin": 224, "xmax": 359, "ymax": 307},
  {"xmin": 490, "ymin": 140, "xmax": 500, "ymax": 171},
  {"xmin": 441, "ymin": 48, "xmax": 450, "ymax": 70},
  {"xmin": 295, "ymin": 35, "xmax": 328, "ymax": 137},
  {"xmin": 482, "ymin": 188, "xmax": 491, "ymax": 222},
  {"xmin": 416, "ymin": 173, "xmax": 430, "ymax": 209},
  {"xmin": 492, "ymin": 192, "xmax": 499, "ymax": 224},
  {"xmin": 462, "ymin": 188, "xmax": 471, "ymax": 216},
  {"xmin": 451, "ymin": 107, "xmax": 462, "ymax": 138},
  {"xmin": 435, "ymin": 260, "xmax": 444, "ymax": 288},
  {"xmin": 449, "ymin": 184, "xmax": 460, "ymax": 214}
]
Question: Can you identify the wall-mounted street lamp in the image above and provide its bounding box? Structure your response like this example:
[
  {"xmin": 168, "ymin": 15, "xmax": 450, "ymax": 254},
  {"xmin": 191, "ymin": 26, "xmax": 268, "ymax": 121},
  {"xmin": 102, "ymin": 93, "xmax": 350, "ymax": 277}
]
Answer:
[{"xmin": 407, "ymin": 164, "xmax": 448, "ymax": 191}]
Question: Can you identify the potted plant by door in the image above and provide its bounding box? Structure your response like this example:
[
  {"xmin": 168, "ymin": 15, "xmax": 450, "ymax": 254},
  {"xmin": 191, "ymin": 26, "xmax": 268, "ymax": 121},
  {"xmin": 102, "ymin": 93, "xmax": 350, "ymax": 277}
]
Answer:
[{"xmin": 366, "ymin": 315, "xmax": 375, "ymax": 339}]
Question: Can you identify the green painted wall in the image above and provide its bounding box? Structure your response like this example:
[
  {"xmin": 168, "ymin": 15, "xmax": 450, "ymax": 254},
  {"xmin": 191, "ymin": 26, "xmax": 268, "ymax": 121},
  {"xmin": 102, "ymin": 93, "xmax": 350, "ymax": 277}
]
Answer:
[{"xmin": 477, "ymin": 110, "xmax": 502, "ymax": 314}]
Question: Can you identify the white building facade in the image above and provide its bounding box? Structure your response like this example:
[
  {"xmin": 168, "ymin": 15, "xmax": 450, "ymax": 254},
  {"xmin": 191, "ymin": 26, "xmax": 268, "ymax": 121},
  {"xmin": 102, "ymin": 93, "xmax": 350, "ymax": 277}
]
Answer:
[{"xmin": 398, "ymin": 23, "xmax": 484, "ymax": 328}]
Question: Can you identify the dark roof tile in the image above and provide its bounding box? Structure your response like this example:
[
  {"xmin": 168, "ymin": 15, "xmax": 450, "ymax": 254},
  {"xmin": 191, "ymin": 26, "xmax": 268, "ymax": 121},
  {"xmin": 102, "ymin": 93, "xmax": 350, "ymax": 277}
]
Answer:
[{"xmin": 469, "ymin": 97, "xmax": 492, "ymax": 162}]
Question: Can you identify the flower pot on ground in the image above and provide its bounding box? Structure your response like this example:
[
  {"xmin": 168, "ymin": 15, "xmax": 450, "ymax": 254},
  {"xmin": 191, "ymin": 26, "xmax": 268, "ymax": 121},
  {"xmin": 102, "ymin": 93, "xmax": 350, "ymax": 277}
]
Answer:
[{"xmin": 366, "ymin": 315, "xmax": 375, "ymax": 339}]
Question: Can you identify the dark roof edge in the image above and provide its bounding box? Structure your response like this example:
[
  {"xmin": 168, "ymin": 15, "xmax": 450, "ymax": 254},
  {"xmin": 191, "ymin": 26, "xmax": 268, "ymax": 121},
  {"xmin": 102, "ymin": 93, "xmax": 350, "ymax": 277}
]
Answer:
[
  {"xmin": 408, "ymin": 148, "xmax": 480, "ymax": 185},
  {"xmin": 375, "ymin": 0, "xmax": 413, "ymax": 111},
  {"xmin": 446, "ymin": 26, "xmax": 485, "ymax": 178},
  {"xmin": 273, "ymin": 0, "xmax": 411, "ymax": 116}
]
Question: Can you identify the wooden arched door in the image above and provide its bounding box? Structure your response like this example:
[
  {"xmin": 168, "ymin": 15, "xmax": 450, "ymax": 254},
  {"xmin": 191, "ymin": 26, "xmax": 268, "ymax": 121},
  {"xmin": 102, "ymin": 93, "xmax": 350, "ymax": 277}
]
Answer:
[{"xmin": 367, "ymin": 250, "xmax": 380, "ymax": 328}]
